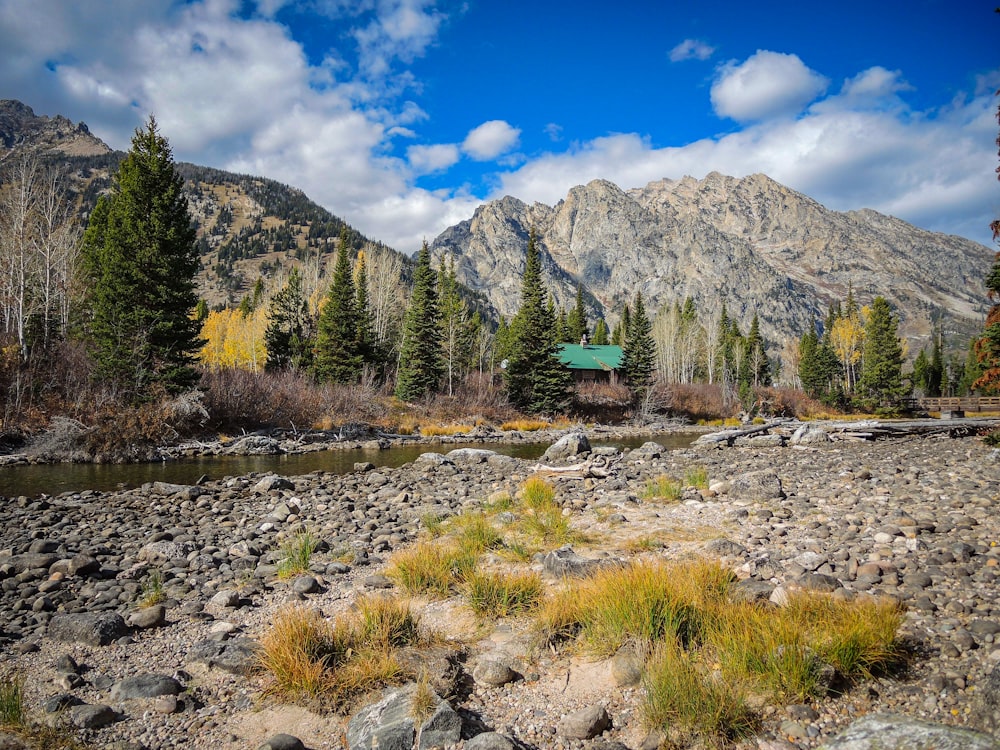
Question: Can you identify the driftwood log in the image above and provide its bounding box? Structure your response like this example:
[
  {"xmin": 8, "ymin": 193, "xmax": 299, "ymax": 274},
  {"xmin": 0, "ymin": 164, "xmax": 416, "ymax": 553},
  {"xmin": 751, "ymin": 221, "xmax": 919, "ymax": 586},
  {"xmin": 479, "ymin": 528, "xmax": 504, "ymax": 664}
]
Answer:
[{"xmin": 530, "ymin": 454, "xmax": 621, "ymax": 479}]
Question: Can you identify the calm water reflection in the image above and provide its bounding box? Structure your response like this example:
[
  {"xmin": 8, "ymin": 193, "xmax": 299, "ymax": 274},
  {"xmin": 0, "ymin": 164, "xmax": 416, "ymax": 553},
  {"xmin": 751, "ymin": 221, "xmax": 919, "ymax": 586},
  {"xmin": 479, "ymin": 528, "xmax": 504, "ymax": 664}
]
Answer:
[{"xmin": 0, "ymin": 432, "xmax": 698, "ymax": 499}]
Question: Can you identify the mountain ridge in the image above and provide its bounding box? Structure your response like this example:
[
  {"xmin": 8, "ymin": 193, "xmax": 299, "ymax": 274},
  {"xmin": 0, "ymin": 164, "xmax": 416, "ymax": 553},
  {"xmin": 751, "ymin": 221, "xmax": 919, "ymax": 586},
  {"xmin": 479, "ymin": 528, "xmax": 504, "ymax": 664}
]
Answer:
[{"xmin": 429, "ymin": 171, "xmax": 993, "ymax": 355}]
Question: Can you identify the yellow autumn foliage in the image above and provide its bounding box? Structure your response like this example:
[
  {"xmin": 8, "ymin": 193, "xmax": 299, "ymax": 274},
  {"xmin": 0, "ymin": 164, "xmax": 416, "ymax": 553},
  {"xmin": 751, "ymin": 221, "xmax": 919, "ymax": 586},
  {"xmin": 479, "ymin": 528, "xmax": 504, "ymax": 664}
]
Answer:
[{"xmin": 199, "ymin": 307, "xmax": 268, "ymax": 371}]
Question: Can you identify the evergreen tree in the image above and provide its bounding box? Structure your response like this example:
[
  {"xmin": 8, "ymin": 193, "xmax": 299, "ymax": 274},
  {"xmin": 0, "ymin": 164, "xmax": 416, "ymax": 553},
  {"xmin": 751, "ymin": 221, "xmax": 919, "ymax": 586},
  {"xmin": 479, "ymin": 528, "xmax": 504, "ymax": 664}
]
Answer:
[
  {"xmin": 555, "ymin": 307, "xmax": 569, "ymax": 344},
  {"xmin": 858, "ymin": 296, "xmax": 905, "ymax": 407},
  {"xmin": 927, "ymin": 327, "xmax": 944, "ymax": 397},
  {"xmin": 611, "ymin": 304, "xmax": 630, "ymax": 346},
  {"xmin": 741, "ymin": 313, "xmax": 771, "ymax": 387},
  {"xmin": 798, "ymin": 323, "xmax": 842, "ymax": 402},
  {"xmin": 592, "ymin": 318, "xmax": 610, "ymax": 345},
  {"xmin": 504, "ymin": 229, "xmax": 571, "ymax": 414},
  {"xmin": 438, "ymin": 254, "xmax": 474, "ymax": 395},
  {"xmin": 566, "ymin": 285, "xmax": 588, "ymax": 343},
  {"xmin": 911, "ymin": 348, "xmax": 930, "ymax": 395},
  {"xmin": 265, "ymin": 268, "xmax": 313, "ymax": 371},
  {"xmin": 620, "ymin": 291, "xmax": 655, "ymax": 390},
  {"xmin": 314, "ymin": 229, "xmax": 362, "ymax": 383},
  {"xmin": 354, "ymin": 251, "xmax": 378, "ymax": 369},
  {"xmin": 78, "ymin": 116, "xmax": 202, "ymax": 400},
  {"xmin": 395, "ymin": 241, "xmax": 443, "ymax": 401}
]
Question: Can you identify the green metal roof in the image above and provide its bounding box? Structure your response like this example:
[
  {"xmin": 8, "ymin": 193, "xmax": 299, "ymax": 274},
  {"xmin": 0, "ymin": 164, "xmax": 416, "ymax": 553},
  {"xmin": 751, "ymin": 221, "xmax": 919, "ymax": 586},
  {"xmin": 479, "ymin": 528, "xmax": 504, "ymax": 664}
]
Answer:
[{"xmin": 557, "ymin": 344, "xmax": 623, "ymax": 371}]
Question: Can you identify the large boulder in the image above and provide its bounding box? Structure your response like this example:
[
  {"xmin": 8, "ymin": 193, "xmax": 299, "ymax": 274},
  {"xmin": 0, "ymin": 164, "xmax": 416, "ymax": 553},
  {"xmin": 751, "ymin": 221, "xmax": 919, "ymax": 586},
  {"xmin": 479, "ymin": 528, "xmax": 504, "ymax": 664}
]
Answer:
[
  {"xmin": 729, "ymin": 469, "xmax": 785, "ymax": 500},
  {"xmin": 816, "ymin": 713, "xmax": 1000, "ymax": 750},
  {"xmin": 346, "ymin": 684, "xmax": 461, "ymax": 750},
  {"xmin": 49, "ymin": 612, "xmax": 127, "ymax": 647},
  {"xmin": 542, "ymin": 432, "xmax": 591, "ymax": 463}
]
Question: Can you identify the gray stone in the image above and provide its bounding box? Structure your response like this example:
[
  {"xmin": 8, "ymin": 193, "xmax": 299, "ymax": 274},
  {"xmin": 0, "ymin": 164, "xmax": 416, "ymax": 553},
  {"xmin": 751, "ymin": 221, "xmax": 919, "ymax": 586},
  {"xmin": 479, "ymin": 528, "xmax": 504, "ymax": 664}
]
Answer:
[
  {"xmin": 187, "ymin": 638, "xmax": 261, "ymax": 675},
  {"xmin": 542, "ymin": 546, "xmax": 608, "ymax": 578},
  {"xmin": 258, "ymin": 734, "xmax": 306, "ymax": 750},
  {"xmin": 254, "ymin": 474, "xmax": 295, "ymax": 492},
  {"xmin": 472, "ymin": 656, "xmax": 518, "ymax": 687},
  {"xmin": 49, "ymin": 612, "xmax": 127, "ymax": 646},
  {"xmin": 137, "ymin": 540, "xmax": 197, "ymax": 564},
  {"xmin": 110, "ymin": 674, "xmax": 182, "ymax": 700},
  {"xmin": 729, "ymin": 469, "xmax": 785, "ymax": 500},
  {"xmin": 208, "ymin": 588, "xmax": 241, "ymax": 609},
  {"xmin": 557, "ymin": 703, "xmax": 611, "ymax": 740},
  {"xmin": 291, "ymin": 575, "xmax": 320, "ymax": 594},
  {"xmin": 790, "ymin": 425, "xmax": 831, "ymax": 445},
  {"xmin": 705, "ymin": 538, "xmax": 747, "ymax": 558},
  {"xmin": 730, "ymin": 579, "xmax": 775, "ymax": 603},
  {"xmin": 628, "ymin": 441, "xmax": 664, "ymax": 459},
  {"xmin": 970, "ymin": 662, "xmax": 1000, "ymax": 733},
  {"xmin": 446, "ymin": 448, "xmax": 496, "ymax": 463},
  {"xmin": 229, "ymin": 435, "xmax": 282, "ymax": 455},
  {"xmin": 465, "ymin": 732, "xmax": 516, "ymax": 750},
  {"xmin": 541, "ymin": 432, "xmax": 591, "ymax": 463},
  {"xmin": 0, "ymin": 731, "xmax": 30, "ymax": 750},
  {"xmin": 67, "ymin": 703, "xmax": 118, "ymax": 729},
  {"xmin": 611, "ymin": 646, "xmax": 644, "ymax": 687},
  {"xmin": 816, "ymin": 713, "xmax": 1000, "ymax": 749},
  {"xmin": 127, "ymin": 604, "xmax": 166, "ymax": 629},
  {"xmin": 346, "ymin": 684, "xmax": 461, "ymax": 750}
]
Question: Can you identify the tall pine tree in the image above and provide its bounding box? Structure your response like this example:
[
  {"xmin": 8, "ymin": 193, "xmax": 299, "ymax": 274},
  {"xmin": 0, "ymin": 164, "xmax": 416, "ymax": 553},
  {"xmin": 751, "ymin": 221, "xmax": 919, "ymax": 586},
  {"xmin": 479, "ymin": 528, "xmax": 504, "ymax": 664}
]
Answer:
[
  {"xmin": 395, "ymin": 242, "xmax": 443, "ymax": 401},
  {"xmin": 314, "ymin": 229, "xmax": 362, "ymax": 383},
  {"xmin": 504, "ymin": 229, "xmax": 571, "ymax": 414},
  {"xmin": 858, "ymin": 296, "xmax": 905, "ymax": 408},
  {"xmin": 265, "ymin": 267, "xmax": 313, "ymax": 371},
  {"xmin": 79, "ymin": 116, "xmax": 201, "ymax": 401},
  {"xmin": 566, "ymin": 285, "xmax": 588, "ymax": 343},
  {"xmin": 620, "ymin": 291, "xmax": 655, "ymax": 391}
]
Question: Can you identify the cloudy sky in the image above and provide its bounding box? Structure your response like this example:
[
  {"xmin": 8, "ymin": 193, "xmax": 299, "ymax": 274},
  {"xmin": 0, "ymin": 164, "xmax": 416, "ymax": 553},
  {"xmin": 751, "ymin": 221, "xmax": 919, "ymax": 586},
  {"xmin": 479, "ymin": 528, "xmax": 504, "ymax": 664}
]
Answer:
[{"xmin": 1, "ymin": 0, "xmax": 997, "ymax": 252}]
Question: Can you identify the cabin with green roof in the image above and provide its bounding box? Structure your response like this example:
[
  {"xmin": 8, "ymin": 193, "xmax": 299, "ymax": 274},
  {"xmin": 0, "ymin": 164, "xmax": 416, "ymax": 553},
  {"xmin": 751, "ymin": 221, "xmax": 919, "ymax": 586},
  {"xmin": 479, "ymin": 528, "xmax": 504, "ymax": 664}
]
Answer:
[{"xmin": 557, "ymin": 344, "xmax": 623, "ymax": 382}]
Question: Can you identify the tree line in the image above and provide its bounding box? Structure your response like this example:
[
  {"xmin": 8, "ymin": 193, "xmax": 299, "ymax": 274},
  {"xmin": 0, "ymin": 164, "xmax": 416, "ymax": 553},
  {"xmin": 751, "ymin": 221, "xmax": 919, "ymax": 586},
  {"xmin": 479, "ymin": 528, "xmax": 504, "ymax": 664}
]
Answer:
[{"xmin": 3, "ymin": 115, "xmax": 1000, "ymax": 435}]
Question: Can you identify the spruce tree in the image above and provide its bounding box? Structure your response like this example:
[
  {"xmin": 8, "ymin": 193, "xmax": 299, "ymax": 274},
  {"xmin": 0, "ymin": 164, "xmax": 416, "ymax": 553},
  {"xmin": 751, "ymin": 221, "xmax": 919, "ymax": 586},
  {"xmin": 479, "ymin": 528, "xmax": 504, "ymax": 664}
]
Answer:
[
  {"xmin": 592, "ymin": 318, "xmax": 610, "ymax": 345},
  {"xmin": 858, "ymin": 296, "xmax": 905, "ymax": 408},
  {"xmin": 265, "ymin": 267, "xmax": 312, "ymax": 371},
  {"xmin": 620, "ymin": 291, "xmax": 655, "ymax": 390},
  {"xmin": 742, "ymin": 313, "xmax": 771, "ymax": 387},
  {"xmin": 314, "ymin": 230, "xmax": 362, "ymax": 383},
  {"xmin": 354, "ymin": 251, "xmax": 378, "ymax": 369},
  {"xmin": 79, "ymin": 116, "xmax": 201, "ymax": 401},
  {"xmin": 611, "ymin": 304, "xmax": 630, "ymax": 346},
  {"xmin": 566, "ymin": 285, "xmax": 588, "ymax": 343},
  {"xmin": 504, "ymin": 229, "xmax": 571, "ymax": 414},
  {"xmin": 395, "ymin": 241, "xmax": 443, "ymax": 401}
]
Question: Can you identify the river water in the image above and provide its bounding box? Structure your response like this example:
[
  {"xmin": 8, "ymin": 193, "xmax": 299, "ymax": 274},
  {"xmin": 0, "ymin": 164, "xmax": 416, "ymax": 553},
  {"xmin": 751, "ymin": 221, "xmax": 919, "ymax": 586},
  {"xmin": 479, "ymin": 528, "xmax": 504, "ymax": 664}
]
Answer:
[{"xmin": 0, "ymin": 432, "xmax": 699, "ymax": 499}]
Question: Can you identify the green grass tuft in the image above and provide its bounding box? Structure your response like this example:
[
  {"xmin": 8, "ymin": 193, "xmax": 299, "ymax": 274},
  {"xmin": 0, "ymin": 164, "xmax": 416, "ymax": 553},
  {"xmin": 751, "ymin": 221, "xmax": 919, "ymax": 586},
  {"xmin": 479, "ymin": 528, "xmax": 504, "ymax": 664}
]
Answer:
[
  {"xmin": 642, "ymin": 475, "xmax": 682, "ymax": 502},
  {"xmin": 277, "ymin": 529, "xmax": 318, "ymax": 580},
  {"xmin": 465, "ymin": 570, "xmax": 544, "ymax": 619}
]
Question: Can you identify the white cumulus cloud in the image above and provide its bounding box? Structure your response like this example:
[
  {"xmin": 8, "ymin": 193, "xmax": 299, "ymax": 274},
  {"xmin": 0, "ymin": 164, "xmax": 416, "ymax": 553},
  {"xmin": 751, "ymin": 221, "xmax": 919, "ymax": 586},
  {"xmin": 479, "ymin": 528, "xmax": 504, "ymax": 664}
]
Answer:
[
  {"xmin": 407, "ymin": 142, "xmax": 460, "ymax": 173},
  {"xmin": 462, "ymin": 120, "xmax": 521, "ymax": 161},
  {"xmin": 669, "ymin": 38, "xmax": 714, "ymax": 62},
  {"xmin": 711, "ymin": 50, "xmax": 829, "ymax": 122}
]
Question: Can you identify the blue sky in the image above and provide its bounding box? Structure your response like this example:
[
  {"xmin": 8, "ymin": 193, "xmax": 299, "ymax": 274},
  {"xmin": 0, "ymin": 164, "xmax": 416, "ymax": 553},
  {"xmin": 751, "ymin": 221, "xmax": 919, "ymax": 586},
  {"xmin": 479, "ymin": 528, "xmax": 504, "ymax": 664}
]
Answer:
[{"xmin": 1, "ymin": 0, "xmax": 997, "ymax": 252}]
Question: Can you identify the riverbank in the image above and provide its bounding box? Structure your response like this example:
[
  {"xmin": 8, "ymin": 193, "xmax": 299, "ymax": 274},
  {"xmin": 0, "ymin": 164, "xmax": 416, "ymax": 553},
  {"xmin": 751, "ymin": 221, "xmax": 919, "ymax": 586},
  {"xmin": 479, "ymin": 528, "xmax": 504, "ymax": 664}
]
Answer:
[
  {"xmin": 1, "ymin": 431, "xmax": 999, "ymax": 749},
  {"xmin": 0, "ymin": 419, "xmax": 698, "ymax": 468}
]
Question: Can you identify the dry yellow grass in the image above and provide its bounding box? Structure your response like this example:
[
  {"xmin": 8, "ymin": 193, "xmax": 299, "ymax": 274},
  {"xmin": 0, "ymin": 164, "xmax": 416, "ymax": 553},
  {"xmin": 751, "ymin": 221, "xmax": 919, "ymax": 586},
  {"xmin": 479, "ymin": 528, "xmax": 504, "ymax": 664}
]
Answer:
[
  {"xmin": 500, "ymin": 419, "xmax": 550, "ymax": 431},
  {"xmin": 420, "ymin": 424, "xmax": 474, "ymax": 437}
]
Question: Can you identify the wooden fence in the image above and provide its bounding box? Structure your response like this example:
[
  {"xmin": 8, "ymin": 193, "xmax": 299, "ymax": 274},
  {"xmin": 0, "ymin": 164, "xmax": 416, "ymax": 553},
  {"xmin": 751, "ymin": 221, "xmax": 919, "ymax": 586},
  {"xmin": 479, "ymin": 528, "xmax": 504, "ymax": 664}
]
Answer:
[{"xmin": 902, "ymin": 396, "xmax": 1000, "ymax": 413}]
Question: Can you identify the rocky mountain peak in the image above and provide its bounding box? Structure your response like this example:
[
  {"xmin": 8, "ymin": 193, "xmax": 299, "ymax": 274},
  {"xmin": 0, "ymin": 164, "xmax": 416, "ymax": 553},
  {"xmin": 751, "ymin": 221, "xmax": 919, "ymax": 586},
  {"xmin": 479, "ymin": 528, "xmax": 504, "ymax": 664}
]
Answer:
[
  {"xmin": 430, "ymin": 173, "xmax": 994, "ymax": 355},
  {"xmin": 0, "ymin": 99, "xmax": 110, "ymax": 158}
]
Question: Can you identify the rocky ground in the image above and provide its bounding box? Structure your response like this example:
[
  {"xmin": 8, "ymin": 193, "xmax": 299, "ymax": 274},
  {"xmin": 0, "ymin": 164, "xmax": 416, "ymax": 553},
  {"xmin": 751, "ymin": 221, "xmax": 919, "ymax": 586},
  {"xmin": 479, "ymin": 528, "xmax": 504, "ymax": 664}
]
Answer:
[{"xmin": 1, "ymin": 425, "xmax": 999, "ymax": 749}]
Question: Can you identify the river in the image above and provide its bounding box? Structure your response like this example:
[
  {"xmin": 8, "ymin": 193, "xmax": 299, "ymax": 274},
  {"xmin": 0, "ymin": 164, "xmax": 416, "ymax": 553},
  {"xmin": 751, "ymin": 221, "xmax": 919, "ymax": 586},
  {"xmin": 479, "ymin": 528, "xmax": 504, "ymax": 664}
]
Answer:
[{"xmin": 0, "ymin": 432, "xmax": 699, "ymax": 499}]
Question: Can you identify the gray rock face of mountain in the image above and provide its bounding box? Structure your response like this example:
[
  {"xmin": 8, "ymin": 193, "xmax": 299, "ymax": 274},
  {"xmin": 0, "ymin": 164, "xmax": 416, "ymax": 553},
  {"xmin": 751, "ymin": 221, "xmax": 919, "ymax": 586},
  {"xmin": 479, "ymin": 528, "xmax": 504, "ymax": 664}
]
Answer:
[
  {"xmin": 429, "ymin": 172, "xmax": 993, "ymax": 348},
  {"xmin": 0, "ymin": 99, "xmax": 110, "ymax": 157}
]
